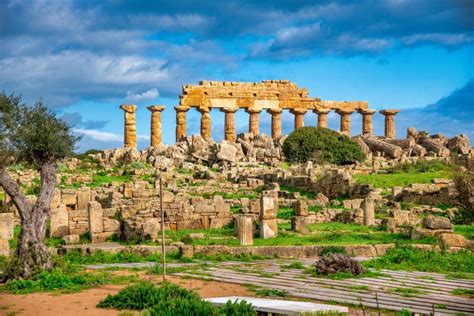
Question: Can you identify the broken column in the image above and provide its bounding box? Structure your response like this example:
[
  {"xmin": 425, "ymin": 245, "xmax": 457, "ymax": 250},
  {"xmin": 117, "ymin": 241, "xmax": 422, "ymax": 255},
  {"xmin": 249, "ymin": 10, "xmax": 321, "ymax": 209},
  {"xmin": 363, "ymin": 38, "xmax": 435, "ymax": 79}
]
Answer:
[
  {"xmin": 246, "ymin": 108, "xmax": 261, "ymax": 136},
  {"xmin": 147, "ymin": 105, "xmax": 165, "ymax": 147},
  {"xmin": 237, "ymin": 216, "xmax": 253, "ymax": 246},
  {"xmin": 259, "ymin": 191, "xmax": 278, "ymax": 239},
  {"xmin": 50, "ymin": 204, "xmax": 69, "ymax": 238},
  {"xmin": 290, "ymin": 108, "xmax": 307, "ymax": 129},
  {"xmin": 88, "ymin": 201, "xmax": 104, "ymax": 243},
  {"xmin": 362, "ymin": 195, "xmax": 375, "ymax": 226},
  {"xmin": 0, "ymin": 212, "xmax": 14, "ymax": 256},
  {"xmin": 358, "ymin": 109, "xmax": 376, "ymax": 135},
  {"xmin": 336, "ymin": 109, "xmax": 353, "ymax": 136},
  {"xmin": 291, "ymin": 200, "xmax": 309, "ymax": 234},
  {"xmin": 120, "ymin": 104, "xmax": 138, "ymax": 149},
  {"xmin": 380, "ymin": 109, "xmax": 400, "ymax": 139},
  {"xmin": 175, "ymin": 106, "xmax": 189, "ymax": 142},
  {"xmin": 313, "ymin": 108, "xmax": 330, "ymax": 128},
  {"xmin": 198, "ymin": 107, "xmax": 211, "ymax": 141},
  {"xmin": 221, "ymin": 107, "xmax": 238, "ymax": 142},
  {"xmin": 267, "ymin": 108, "xmax": 282, "ymax": 139}
]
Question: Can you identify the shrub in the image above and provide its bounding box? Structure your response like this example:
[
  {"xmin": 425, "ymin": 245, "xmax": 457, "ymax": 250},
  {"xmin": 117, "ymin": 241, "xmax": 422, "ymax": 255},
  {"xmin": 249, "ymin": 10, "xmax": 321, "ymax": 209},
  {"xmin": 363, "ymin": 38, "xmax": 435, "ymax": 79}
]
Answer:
[
  {"xmin": 452, "ymin": 166, "xmax": 473, "ymax": 224},
  {"xmin": 282, "ymin": 127, "xmax": 365, "ymax": 165},
  {"xmin": 219, "ymin": 300, "xmax": 256, "ymax": 316}
]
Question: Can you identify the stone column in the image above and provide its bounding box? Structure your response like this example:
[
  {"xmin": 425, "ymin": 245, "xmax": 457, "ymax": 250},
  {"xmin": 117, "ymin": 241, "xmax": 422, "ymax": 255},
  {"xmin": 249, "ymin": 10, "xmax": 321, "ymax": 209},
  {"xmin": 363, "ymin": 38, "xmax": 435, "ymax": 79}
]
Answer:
[
  {"xmin": 380, "ymin": 109, "xmax": 400, "ymax": 139},
  {"xmin": 246, "ymin": 108, "xmax": 261, "ymax": 136},
  {"xmin": 198, "ymin": 107, "xmax": 211, "ymax": 141},
  {"xmin": 336, "ymin": 109, "xmax": 353, "ymax": 136},
  {"xmin": 175, "ymin": 106, "xmax": 189, "ymax": 142},
  {"xmin": 358, "ymin": 109, "xmax": 376, "ymax": 135},
  {"xmin": 362, "ymin": 196, "xmax": 375, "ymax": 226},
  {"xmin": 221, "ymin": 108, "xmax": 238, "ymax": 142},
  {"xmin": 237, "ymin": 216, "xmax": 253, "ymax": 246},
  {"xmin": 290, "ymin": 108, "xmax": 307, "ymax": 129},
  {"xmin": 313, "ymin": 109, "xmax": 330, "ymax": 128},
  {"xmin": 120, "ymin": 104, "xmax": 138, "ymax": 149},
  {"xmin": 267, "ymin": 109, "xmax": 282, "ymax": 139},
  {"xmin": 147, "ymin": 105, "xmax": 165, "ymax": 147},
  {"xmin": 259, "ymin": 191, "xmax": 278, "ymax": 239}
]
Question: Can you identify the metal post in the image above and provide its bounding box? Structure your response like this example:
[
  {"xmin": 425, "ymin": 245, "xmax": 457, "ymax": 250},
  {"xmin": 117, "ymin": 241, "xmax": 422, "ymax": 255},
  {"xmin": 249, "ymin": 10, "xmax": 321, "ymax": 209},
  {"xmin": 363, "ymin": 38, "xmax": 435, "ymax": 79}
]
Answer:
[
  {"xmin": 160, "ymin": 177, "xmax": 166, "ymax": 282},
  {"xmin": 375, "ymin": 291, "xmax": 380, "ymax": 316}
]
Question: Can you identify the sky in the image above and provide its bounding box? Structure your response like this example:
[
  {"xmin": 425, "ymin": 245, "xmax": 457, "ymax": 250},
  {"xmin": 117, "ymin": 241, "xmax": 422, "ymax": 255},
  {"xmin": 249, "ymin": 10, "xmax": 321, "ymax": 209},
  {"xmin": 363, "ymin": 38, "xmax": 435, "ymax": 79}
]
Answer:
[{"xmin": 1, "ymin": 0, "xmax": 473, "ymax": 152}]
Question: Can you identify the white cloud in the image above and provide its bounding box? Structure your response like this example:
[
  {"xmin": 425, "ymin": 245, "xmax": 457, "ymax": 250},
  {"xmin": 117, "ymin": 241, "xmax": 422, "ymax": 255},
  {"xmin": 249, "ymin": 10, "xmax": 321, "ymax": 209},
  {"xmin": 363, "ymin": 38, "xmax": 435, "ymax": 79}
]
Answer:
[
  {"xmin": 126, "ymin": 88, "xmax": 159, "ymax": 103},
  {"xmin": 73, "ymin": 128, "xmax": 148, "ymax": 142},
  {"xmin": 402, "ymin": 33, "xmax": 473, "ymax": 46}
]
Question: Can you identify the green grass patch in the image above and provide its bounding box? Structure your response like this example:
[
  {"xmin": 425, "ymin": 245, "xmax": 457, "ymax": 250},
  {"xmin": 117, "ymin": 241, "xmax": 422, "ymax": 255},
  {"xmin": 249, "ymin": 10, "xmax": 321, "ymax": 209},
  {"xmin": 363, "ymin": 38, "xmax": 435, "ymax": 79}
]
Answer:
[
  {"xmin": 277, "ymin": 207, "xmax": 294, "ymax": 220},
  {"xmin": 454, "ymin": 225, "xmax": 474, "ymax": 239},
  {"xmin": 281, "ymin": 262, "xmax": 305, "ymax": 269},
  {"xmin": 364, "ymin": 246, "xmax": 474, "ymax": 275},
  {"xmin": 62, "ymin": 250, "xmax": 181, "ymax": 265},
  {"xmin": 279, "ymin": 185, "xmax": 316, "ymax": 199},
  {"xmin": 255, "ymin": 288, "xmax": 287, "ymax": 297},
  {"xmin": 348, "ymin": 285, "xmax": 370, "ymax": 291},
  {"xmin": 192, "ymin": 253, "xmax": 271, "ymax": 262},
  {"xmin": 304, "ymin": 268, "xmax": 387, "ymax": 280},
  {"xmin": 389, "ymin": 287, "xmax": 423, "ymax": 297},
  {"xmin": 451, "ymin": 288, "xmax": 474, "ymax": 297}
]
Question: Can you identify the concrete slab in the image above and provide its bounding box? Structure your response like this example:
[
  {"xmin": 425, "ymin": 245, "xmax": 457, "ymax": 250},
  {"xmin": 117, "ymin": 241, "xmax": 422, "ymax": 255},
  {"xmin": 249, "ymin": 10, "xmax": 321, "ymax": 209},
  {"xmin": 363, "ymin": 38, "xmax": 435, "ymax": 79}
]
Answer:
[{"xmin": 205, "ymin": 296, "xmax": 348, "ymax": 314}]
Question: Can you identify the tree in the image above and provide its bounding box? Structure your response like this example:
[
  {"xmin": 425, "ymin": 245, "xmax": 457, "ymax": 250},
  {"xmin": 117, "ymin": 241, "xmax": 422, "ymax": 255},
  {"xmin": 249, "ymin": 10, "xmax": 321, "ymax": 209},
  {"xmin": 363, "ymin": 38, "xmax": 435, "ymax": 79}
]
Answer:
[{"xmin": 0, "ymin": 92, "xmax": 78, "ymax": 279}]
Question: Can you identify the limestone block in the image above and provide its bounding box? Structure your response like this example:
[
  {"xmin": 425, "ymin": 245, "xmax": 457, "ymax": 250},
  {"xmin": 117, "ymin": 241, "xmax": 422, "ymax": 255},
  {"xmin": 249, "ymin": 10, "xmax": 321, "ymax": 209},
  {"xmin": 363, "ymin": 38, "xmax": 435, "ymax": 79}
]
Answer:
[
  {"xmin": 103, "ymin": 218, "xmax": 121, "ymax": 232},
  {"xmin": 63, "ymin": 234, "xmax": 80, "ymax": 245},
  {"xmin": 260, "ymin": 219, "xmax": 278, "ymax": 239},
  {"xmin": 0, "ymin": 213, "xmax": 15, "ymax": 240},
  {"xmin": 291, "ymin": 216, "xmax": 308, "ymax": 234},
  {"xmin": 362, "ymin": 197, "xmax": 375, "ymax": 226},
  {"xmin": 76, "ymin": 187, "xmax": 91, "ymax": 210},
  {"xmin": 141, "ymin": 218, "xmax": 160, "ymax": 241},
  {"xmin": 260, "ymin": 192, "xmax": 276, "ymax": 220},
  {"xmin": 50, "ymin": 204, "xmax": 69, "ymax": 238},
  {"xmin": 292, "ymin": 200, "xmax": 308, "ymax": 217},
  {"xmin": 180, "ymin": 245, "xmax": 194, "ymax": 259},
  {"xmin": 438, "ymin": 233, "xmax": 468, "ymax": 248},
  {"xmin": 88, "ymin": 201, "xmax": 104, "ymax": 235},
  {"xmin": 61, "ymin": 189, "xmax": 77, "ymax": 206},
  {"xmin": 343, "ymin": 199, "xmax": 363, "ymax": 210},
  {"xmin": 237, "ymin": 216, "xmax": 253, "ymax": 246},
  {"xmin": 423, "ymin": 216, "xmax": 453, "ymax": 230},
  {"xmin": 0, "ymin": 240, "xmax": 9, "ymax": 257},
  {"xmin": 92, "ymin": 232, "xmax": 114, "ymax": 243}
]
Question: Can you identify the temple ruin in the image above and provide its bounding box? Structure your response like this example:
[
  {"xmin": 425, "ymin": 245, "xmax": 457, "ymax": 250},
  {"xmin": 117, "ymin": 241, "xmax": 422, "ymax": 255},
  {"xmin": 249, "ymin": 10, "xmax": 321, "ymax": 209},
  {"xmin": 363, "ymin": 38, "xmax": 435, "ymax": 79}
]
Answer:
[{"xmin": 119, "ymin": 80, "xmax": 400, "ymax": 148}]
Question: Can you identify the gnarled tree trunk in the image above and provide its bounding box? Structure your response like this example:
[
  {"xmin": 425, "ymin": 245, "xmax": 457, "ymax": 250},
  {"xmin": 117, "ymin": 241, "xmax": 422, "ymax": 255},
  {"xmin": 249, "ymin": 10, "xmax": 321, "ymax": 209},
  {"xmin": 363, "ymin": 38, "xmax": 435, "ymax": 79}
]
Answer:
[{"xmin": 0, "ymin": 160, "xmax": 57, "ymax": 280}]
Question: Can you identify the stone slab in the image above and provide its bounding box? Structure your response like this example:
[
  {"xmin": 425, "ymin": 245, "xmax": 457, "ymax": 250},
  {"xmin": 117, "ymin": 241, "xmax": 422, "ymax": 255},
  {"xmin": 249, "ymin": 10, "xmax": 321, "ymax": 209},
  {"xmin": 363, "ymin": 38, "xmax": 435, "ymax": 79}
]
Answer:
[{"xmin": 205, "ymin": 297, "xmax": 348, "ymax": 314}]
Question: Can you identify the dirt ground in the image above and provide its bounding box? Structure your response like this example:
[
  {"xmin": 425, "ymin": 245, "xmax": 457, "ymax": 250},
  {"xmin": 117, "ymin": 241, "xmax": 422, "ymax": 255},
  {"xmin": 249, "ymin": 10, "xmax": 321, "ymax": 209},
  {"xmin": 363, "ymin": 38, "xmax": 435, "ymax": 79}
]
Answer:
[{"xmin": 0, "ymin": 275, "xmax": 253, "ymax": 316}]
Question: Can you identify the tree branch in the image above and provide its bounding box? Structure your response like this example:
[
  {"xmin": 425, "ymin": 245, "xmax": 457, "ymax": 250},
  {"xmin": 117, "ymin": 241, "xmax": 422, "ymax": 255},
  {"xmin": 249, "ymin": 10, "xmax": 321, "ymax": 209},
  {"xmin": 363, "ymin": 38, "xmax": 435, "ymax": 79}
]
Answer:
[{"xmin": 0, "ymin": 168, "xmax": 31, "ymax": 220}]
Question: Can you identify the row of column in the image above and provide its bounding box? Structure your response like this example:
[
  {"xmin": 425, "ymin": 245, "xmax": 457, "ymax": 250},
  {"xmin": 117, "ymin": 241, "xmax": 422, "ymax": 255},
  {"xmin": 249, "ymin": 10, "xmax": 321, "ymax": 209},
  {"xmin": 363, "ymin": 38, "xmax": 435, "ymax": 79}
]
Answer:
[
  {"xmin": 176, "ymin": 107, "xmax": 400, "ymax": 142},
  {"xmin": 120, "ymin": 105, "xmax": 400, "ymax": 148}
]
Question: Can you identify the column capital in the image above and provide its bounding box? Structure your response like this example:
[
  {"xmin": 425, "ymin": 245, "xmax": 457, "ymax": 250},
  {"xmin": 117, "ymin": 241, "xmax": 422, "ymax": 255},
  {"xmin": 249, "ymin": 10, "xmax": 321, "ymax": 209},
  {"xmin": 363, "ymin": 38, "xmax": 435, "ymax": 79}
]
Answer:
[
  {"xmin": 120, "ymin": 104, "xmax": 137, "ymax": 113},
  {"xmin": 380, "ymin": 109, "xmax": 400, "ymax": 116},
  {"xmin": 267, "ymin": 108, "xmax": 283, "ymax": 114},
  {"xmin": 313, "ymin": 108, "xmax": 331, "ymax": 114},
  {"xmin": 197, "ymin": 106, "xmax": 211, "ymax": 114},
  {"xmin": 220, "ymin": 107, "xmax": 238, "ymax": 113},
  {"xmin": 290, "ymin": 108, "xmax": 308, "ymax": 115},
  {"xmin": 245, "ymin": 107, "xmax": 262, "ymax": 114},
  {"xmin": 336, "ymin": 109, "xmax": 354, "ymax": 115},
  {"xmin": 147, "ymin": 105, "xmax": 165, "ymax": 112},
  {"xmin": 357, "ymin": 109, "xmax": 376, "ymax": 115},
  {"xmin": 174, "ymin": 106, "xmax": 190, "ymax": 112}
]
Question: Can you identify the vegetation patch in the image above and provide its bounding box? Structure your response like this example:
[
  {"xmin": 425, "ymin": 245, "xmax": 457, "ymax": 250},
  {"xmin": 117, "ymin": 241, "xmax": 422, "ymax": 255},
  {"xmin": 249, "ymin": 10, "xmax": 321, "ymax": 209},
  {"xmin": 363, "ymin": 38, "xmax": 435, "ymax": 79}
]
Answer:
[
  {"xmin": 255, "ymin": 288, "xmax": 287, "ymax": 297},
  {"xmin": 389, "ymin": 287, "xmax": 423, "ymax": 297},
  {"xmin": 282, "ymin": 127, "xmax": 365, "ymax": 165},
  {"xmin": 62, "ymin": 250, "xmax": 181, "ymax": 265},
  {"xmin": 451, "ymin": 288, "xmax": 474, "ymax": 297}
]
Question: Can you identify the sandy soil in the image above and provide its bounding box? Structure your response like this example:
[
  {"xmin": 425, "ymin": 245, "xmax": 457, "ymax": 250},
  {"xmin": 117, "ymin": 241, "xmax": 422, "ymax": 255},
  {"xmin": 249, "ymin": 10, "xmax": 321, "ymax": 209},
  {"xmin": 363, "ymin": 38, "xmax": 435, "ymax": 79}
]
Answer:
[{"xmin": 0, "ymin": 276, "xmax": 252, "ymax": 316}]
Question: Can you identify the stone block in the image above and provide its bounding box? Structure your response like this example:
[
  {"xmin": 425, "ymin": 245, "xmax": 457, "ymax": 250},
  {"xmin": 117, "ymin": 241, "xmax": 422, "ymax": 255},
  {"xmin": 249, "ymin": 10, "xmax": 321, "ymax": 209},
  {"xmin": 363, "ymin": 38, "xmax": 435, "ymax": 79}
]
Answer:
[
  {"xmin": 423, "ymin": 216, "xmax": 453, "ymax": 230},
  {"xmin": 180, "ymin": 245, "xmax": 194, "ymax": 259},
  {"xmin": 259, "ymin": 218, "xmax": 278, "ymax": 239},
  {"xmin": 61, "ymin": 189, "xmax": 77, "ymax": 206},
  {"xmin": 76, "ymin": 187, "xmax": 91, "ymax": 210},
  {"xmin": 88, "ymin": 201, "xmax": 104, "ymax": 235},
  {"xmin": 0, "ymin": 239, "xmax": 9, "ymax": 256},
  {"xmin": 362, "ymin": 197, "xmax": 375, "ymax": 226},
  {"xmin": 438, "ymin": 233, "xmax": 468, "ymax": 248},
  {"xmin": 141, "ymin": 218, "xmax": 160, "ymax": 241},
  {"xmin": 91, "ymin": 232, "xmax": 114, "ymax": 243},
  {"xmin": 50, "ymin": 204, "xmax": 69, "ymax": 238},
  {"xmin": 63, "ymin": 234, "xmax": 80, "ymax": 245},
  {"xmin": 291, "ymin": 216, "xmax": 308, "ymax": 234},
  {"xmin": 103, "ymin": 218, "xmax": 121, "ymax": 232},
  {"xmin": 260, "ymin": 192, "xmax": 276, "ymax": 220},
  {"xmin": 0, "ymin": 213, "xmax": 15, "ymax": 240},
  {"xmin": 292, "ymin": 200, "xmax": 308, "ymax": 216},
  {"xmin": 237, "ymin": 216, "xmax": 253, "ymax": 246}
]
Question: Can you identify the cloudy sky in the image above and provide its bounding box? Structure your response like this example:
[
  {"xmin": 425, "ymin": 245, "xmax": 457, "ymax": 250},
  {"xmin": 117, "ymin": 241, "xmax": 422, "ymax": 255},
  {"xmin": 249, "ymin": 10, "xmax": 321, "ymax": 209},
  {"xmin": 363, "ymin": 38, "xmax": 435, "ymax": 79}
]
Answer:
[{"xmin": 1, "ymin": 0, "xmax": 473, "ymax": 151}]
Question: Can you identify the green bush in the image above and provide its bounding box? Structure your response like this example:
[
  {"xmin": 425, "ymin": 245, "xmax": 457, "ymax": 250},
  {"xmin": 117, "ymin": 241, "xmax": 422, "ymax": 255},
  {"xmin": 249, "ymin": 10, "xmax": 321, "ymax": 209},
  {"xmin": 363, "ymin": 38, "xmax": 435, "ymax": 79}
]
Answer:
[
  {"xmin": 282, "ymin": 127, "xmax": 365, "ymax": 165},
  {"xmin": 146, "ymin": 296, "xmax": 217, "ymax": 316},
  {"xmin": 219, "ymin": 300, "xmax": 256, "ymax": 316}
]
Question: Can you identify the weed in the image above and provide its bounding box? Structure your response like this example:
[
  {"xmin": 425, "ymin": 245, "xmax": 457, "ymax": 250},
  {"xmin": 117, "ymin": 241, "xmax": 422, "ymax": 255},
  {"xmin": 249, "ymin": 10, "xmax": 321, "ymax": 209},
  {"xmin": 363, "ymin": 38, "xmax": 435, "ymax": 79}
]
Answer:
[
  {"xmin": 281, "ymin": 262, "xmax": 305, "ymax": 269},
  {"xmin": 389, "ymin": 287, "xmax": 423, "ymax": 297},
  {"xmin": 451, "ymin": 288, "xmax": 474, "ymax": 297},
  {"xmin": 255, "ymin": 288, "xmax": 287, "ymax": 297}
]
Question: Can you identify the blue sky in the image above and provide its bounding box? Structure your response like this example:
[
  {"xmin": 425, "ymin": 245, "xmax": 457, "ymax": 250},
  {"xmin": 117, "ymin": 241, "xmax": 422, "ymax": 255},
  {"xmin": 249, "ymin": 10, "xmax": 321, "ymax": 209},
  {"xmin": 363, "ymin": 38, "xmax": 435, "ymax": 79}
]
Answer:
[{"xmin": 1, "ymin": 0, "xmax": 473, "ymax": 151}]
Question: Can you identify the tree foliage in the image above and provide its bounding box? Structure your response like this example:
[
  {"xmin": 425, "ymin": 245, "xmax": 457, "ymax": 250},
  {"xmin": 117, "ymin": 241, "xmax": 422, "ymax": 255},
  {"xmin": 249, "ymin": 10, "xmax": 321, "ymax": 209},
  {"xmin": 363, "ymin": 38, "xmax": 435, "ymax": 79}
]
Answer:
[{"xmin": 282, "ymin": 127, "xmax": 365, "ymax": 165}]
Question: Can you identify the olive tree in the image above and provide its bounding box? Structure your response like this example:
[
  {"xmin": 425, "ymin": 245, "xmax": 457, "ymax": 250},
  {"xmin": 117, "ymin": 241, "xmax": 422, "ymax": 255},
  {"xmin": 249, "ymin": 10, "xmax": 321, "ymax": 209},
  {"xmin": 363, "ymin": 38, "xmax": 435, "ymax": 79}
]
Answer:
[{"xmin": 0, "ymin": 93, "xmax": 78, "ymax": 279}]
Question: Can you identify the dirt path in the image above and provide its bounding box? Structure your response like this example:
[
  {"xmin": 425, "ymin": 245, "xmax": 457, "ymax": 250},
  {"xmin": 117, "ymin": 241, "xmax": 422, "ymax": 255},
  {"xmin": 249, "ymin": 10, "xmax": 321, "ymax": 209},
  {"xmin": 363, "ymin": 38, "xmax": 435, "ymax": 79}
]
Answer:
[{"xmin": 0, "ymin": 276, "xmax": 252, "ymax": 316}]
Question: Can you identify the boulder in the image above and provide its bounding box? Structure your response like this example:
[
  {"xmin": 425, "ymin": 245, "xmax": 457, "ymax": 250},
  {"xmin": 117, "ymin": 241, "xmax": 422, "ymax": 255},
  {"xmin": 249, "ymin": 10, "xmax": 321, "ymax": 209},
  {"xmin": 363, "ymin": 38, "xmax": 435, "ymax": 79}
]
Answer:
[
  {"xmin": 423, "ymin": 216, "xmax": 453, "ymax": 230},
  {"xmin": 63, "ymin": 234, "xmax": 80, "ymax": 245},
  {"xmin": 141, "ymin": 218, "xmax": 160, "ymax": 241},
  {"xmin": 216, "ymin": 143, "xmax": 237, "ymax": 162},
  {"xmin": 438, "ymin": 233, "xmax": 468, "ymax": 248},
  {"xmin": 316, "ymin": 253, "xmax": 364, "ymax": 275}
]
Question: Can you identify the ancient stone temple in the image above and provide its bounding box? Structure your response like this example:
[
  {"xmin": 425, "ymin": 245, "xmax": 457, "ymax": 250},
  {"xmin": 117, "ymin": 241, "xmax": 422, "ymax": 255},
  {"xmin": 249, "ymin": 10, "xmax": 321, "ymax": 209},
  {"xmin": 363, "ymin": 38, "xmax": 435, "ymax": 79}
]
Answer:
[{"xmin": 174, "ymin": 80, "xmax": 376, "ymax": 142}]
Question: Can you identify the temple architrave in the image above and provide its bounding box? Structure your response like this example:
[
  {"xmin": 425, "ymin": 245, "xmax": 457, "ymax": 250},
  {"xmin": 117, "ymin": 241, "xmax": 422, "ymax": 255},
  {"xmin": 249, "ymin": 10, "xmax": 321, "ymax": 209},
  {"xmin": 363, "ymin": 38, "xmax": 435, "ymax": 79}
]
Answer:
[{"xmin": 119, "ymin": 80, "xmax": 399, "ymax": 148}]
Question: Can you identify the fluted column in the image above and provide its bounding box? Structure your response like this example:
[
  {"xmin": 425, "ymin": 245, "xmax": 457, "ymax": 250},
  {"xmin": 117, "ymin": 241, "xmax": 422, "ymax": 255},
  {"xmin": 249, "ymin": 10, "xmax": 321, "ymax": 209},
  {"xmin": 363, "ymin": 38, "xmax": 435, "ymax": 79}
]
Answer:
[
  {"xmin": 290, "ymin": 108, "xmax": 307, "ymax": 130},
  {"xmin": 267, "ymin": 108, "xmax": 282, "ymax": 139},
  {"xmin": 120, "ymin": 104, "xmax": 137, "ymax": 149},
  {"xmin": 198, "ymin": 107, "xmax": 211, "ymax": 141},
  {"xmin": 313, "ymin": 109, "xmax": 330, "ymax": 128},
  {"xmin": 380, "ymin": 109, "xmax": 400, "ymax": 139},
  {"xmin": 221, "ymin": 108, "xmax": 238, "ymax": 142},
  {"xmin": 175, "ymin": 106, "xmax": 189, "ymax": 142},
  {"xmin": 147, "ymin": 105, "xmax": 165, "ymax": 147},
  {"xmin": 246, "ymin": 108, "xmax": 261, "ymax": 136},
  {"xmin": 336, "ymin": 109, "xmax": 353, "ymax": 136},
  {"xmin": 358, "ymin": 109, "xmax": 376, "ymax": 135}
]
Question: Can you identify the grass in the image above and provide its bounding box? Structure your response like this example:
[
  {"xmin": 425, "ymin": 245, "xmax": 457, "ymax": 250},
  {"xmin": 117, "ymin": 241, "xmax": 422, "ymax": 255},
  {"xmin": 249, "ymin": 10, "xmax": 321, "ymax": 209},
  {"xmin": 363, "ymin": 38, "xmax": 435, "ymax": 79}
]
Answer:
[
  {"xmin": 279, "ymin": 185, "xmax": 317, "ymax": 199},
  {"xmin": 277, "ymin": 207, "xmax": 294, "ymax": 220},
  {"xmin": 354, "ymin": 160, "xmax": 452, "ymax": 188},
  {"xmin": 304, "ymin": 268, "xmax": 388, "ymax": 280},
  {"xmin": 0, "ymin": 192, "xmax": 4, "ymax": 201},
  {"xmin": 389, "ymin": 287, "xmax": 423, "ymax": 297},
  {"xmin": 454, "ymin": 225, "xmax": 474, "ymax": 239},
  {"xmin": 451, "ymin": 288, "xmax": 474, "ymax": 297},
  {"xmin": 61, "ymin": 250, "xmax": 182, "ymax": 265},
  {"xmin": 364, "ymin": 246, "xmax": 474, "ymax": 276},
  {"xmin": 281, "ymin": 261, "xmax": 305, "ymax": 269},
  {"xmin": 255, "ymin": 288, "xmax": 287, "ymax": 297}
]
